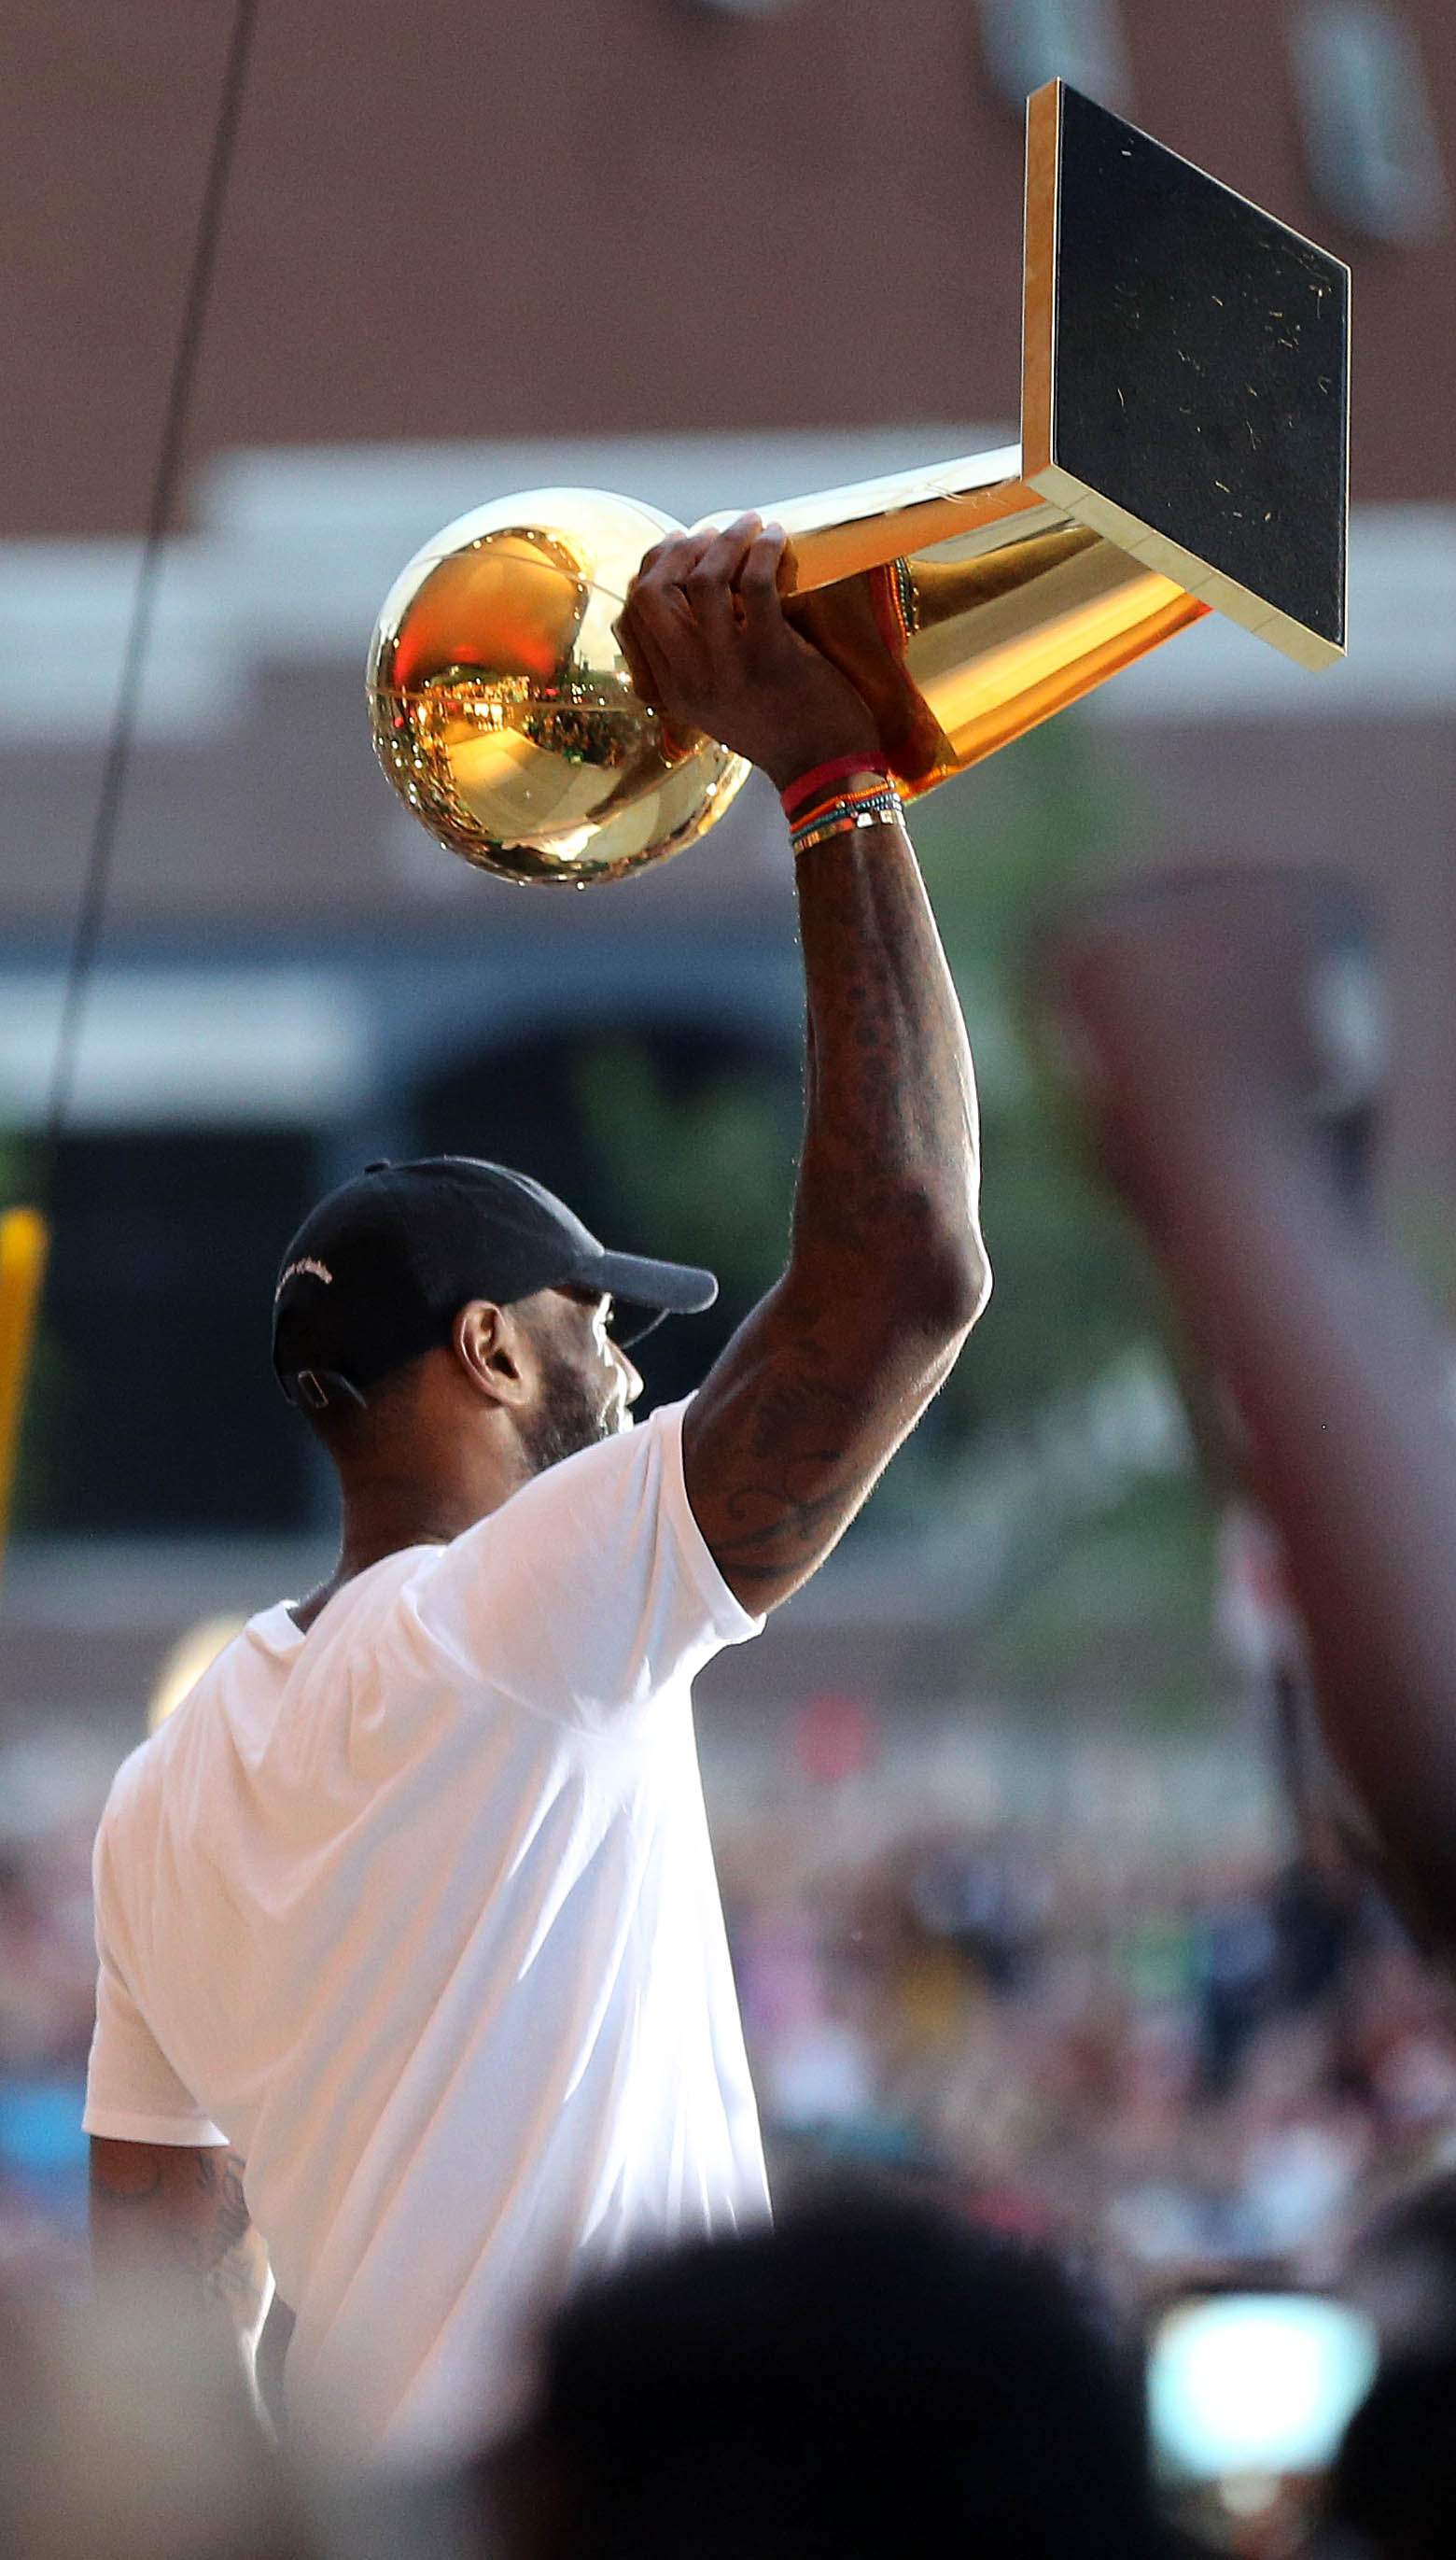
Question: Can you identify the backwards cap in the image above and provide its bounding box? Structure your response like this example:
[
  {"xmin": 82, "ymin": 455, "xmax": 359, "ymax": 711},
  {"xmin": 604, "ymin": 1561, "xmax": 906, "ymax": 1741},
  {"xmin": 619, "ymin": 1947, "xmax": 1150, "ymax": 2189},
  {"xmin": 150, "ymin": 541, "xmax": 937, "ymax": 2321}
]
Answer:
[{"xmin": 272, "ymin": 1156, "xmax": 718, "ymax": 1410}]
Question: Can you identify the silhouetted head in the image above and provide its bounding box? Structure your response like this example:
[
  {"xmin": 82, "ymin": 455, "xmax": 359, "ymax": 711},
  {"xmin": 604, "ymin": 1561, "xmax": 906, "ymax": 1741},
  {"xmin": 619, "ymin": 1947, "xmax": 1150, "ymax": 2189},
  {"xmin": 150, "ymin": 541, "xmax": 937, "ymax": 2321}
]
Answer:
[
  {"xmin": 1319, "ymin": 2173, "xmax": 1456, "ymax": 2560},
  {"xmin": 499, "ymin": 2190, "xmax": 1166, "ymax": 2560}
]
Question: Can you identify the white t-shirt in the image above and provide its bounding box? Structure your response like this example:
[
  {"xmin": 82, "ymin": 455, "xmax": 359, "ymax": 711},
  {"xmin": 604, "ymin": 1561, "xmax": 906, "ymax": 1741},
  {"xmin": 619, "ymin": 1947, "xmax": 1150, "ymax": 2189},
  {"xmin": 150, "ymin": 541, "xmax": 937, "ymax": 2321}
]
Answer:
[{"xmin": 84, "ymin": 1398, "xmax": 768, "ymax": 2465}]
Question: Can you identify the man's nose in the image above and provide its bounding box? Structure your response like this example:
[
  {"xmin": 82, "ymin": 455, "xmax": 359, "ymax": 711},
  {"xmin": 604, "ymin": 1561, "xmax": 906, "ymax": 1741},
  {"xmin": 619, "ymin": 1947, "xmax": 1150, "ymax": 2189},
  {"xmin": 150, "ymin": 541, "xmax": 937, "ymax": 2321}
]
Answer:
[{"xmin": 613, "ymin": 1344, "xmax": 644, "ymax": 1405}]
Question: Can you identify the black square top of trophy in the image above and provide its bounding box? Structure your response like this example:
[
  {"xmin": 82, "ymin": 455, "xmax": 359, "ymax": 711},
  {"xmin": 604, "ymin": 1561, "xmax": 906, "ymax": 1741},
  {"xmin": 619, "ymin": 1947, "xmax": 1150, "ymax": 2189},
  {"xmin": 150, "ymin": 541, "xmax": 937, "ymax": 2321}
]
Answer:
[{"xmin": 1023, "ymin": 84, "xmax": 1349, "ymax": 664}]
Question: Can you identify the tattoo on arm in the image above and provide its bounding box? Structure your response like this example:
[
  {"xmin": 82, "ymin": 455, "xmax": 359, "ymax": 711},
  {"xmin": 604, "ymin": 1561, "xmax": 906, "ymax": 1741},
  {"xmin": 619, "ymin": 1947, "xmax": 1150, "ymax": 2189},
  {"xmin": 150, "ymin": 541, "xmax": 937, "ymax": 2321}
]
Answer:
[
  {"xmin": 683, "ymin": 827, "xmax": 987, "ymax": 1611},
  {"xmin": 90, "ymin": 2140, "xmax": 269, "ymax": 2340},
  {"xmin": 194, "ymin": 2150, "xmax": 268, "ymax": 2332},
  {"xmin": 700, "ymin": 1374, "xmax": 862, "ymax": 1583}
]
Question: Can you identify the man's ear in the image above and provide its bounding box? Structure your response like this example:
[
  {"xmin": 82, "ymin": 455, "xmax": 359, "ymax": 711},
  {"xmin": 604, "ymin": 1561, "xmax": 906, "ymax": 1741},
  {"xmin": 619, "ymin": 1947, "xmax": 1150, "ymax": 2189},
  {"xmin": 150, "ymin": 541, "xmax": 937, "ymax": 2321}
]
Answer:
[{"xmin": 454, "ymin": 1301, "xmax": 535, "ymax": 1410}]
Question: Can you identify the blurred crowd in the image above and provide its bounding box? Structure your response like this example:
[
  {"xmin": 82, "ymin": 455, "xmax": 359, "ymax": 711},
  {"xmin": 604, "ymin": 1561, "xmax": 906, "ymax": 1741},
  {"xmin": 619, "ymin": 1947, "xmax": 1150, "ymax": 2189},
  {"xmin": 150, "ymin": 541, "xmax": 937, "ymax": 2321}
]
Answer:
[
  {"xmin": 7, "ymin": 1711, "xmax": 1456, "ymax": 2344},
  {"xmin": 0, "ymin": 1734, "xmax": 110, "ymax": 2297},
  {"xmin": 3, "ymin": 1712, "xmax": 1456, "ymax": 2554},
  {"xmin": 721, "ymin": 1792, "xmax": 1456, "ymax": 2321}
]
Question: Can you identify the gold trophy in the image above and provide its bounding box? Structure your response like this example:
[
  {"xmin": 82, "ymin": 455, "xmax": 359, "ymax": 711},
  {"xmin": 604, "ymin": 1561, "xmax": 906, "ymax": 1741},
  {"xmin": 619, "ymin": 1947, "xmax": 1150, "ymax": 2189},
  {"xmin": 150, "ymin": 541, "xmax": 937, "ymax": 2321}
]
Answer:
[{"xmin": 370, "ymin": 82, "xmax": 1349, "ymax": 888}]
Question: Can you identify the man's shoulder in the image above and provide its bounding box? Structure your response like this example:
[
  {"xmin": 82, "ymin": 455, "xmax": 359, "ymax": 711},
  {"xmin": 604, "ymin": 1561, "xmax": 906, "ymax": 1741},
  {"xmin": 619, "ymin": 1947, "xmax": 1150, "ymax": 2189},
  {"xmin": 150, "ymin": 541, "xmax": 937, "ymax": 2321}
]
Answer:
[
  {"xmin": 93, "ymin": 1723, "xmax": 171, "ymax": 1881},
  {"xmin": 405, "ymin": 1392, "xmax": 752, "ymax": 1723},
  {"xmin": 98, "ymin": 1614, "xmax": 275, "ymax": 1832}
]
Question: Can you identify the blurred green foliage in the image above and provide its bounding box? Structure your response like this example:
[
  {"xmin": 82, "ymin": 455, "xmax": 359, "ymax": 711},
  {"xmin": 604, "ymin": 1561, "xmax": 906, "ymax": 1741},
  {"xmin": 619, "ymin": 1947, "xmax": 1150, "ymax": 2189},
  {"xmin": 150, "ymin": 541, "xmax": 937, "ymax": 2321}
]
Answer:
[
  {"xmin": 910, "ymin": 718, "xmax": 1151, "ymax": 1450},
  {"xmin": 572, "ymin": 1034, "xmax": 799, "ymax": 1315}
]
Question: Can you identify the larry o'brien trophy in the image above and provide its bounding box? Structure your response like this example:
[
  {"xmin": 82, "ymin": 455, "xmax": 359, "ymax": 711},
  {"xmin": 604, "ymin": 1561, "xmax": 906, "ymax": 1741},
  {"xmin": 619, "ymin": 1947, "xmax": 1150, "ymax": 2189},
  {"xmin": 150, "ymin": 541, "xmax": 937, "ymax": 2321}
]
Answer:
[{"xmin": 369, "ymin": 82, "xmax": 1349, "ymax": 887}]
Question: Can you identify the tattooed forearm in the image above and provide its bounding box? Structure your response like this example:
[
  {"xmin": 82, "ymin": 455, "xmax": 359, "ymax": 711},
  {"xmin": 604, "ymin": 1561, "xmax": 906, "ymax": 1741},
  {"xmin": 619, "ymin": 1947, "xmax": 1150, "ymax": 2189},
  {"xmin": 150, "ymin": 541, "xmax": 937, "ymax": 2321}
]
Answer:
[
  {"xmin": 684, "ymin": 819, "xmax": 988, "ymax": 1611},
  {"xmin": 791, "ymin": 837, "xmax": 982, "ymax": 1264},
  {"xmin": 90, "ymin": 2138, "xmax": 269, "ymax": 2341}
]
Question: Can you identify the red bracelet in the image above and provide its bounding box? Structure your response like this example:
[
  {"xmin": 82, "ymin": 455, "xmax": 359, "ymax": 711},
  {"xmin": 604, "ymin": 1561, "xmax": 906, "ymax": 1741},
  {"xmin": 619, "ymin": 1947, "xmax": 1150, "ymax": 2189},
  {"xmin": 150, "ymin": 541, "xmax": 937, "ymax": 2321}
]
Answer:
[{"xmin": 779, "ymin": 753, "xmax": 889, "ymax": 819}]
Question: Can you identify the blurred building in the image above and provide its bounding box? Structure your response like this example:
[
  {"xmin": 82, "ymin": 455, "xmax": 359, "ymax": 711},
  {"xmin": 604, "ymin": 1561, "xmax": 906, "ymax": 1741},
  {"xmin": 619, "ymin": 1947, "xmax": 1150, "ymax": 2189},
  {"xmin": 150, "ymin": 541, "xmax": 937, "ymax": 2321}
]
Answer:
[{"xmin": 0, "ymin": 0, "xmax": 1451, "ymax": 1729}]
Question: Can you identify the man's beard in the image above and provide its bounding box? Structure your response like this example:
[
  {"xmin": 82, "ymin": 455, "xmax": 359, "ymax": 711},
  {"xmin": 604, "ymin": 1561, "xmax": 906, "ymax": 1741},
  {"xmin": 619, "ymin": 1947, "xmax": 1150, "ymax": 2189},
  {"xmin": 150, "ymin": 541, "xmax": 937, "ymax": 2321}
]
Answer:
[{"xmin": 520, "ymin": 1348, "xmax": 622, "ymax": 1478}]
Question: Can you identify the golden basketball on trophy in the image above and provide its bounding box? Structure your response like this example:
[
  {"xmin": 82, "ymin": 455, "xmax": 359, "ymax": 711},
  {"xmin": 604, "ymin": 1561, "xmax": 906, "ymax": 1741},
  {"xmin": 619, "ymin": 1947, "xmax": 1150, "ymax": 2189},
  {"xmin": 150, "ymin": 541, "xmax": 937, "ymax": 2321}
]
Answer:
[{"xmin": 369, "ymin": 80, "xmax": 1350, "ymax": 888}]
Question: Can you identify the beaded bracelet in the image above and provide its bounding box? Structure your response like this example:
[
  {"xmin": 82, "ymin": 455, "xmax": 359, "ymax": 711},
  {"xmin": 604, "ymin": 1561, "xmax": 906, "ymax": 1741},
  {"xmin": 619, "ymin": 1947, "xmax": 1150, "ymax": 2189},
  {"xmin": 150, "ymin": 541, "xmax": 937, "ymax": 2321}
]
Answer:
[
  {"xmin": 790, "ymin": 783, "xmax": 903, "ymax": 857},
  {"xmin": 789, "ymin": 781, "xmax": 902, "ymax": 837},
  {"xmin": 791, "ymin": 803, "xmax": 903, "ymax": 856}
]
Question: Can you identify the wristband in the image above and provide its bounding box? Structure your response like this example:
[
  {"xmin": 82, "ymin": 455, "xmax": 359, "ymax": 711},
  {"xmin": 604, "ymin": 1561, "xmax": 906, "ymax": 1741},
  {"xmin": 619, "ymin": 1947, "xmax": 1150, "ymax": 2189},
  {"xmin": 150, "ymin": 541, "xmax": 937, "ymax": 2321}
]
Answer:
[
  {"xmin": 788, "ymin": 777, "xmax": 900, "ymax": 832},
  {"xmin": 790, "ymin": 784, "xmax": 903, "ymax": 856},
  {"xmin": 779, "ymin": 753, "xmax": 890, "ymax": 820},
  {"xmin": 791, "ymin": 807, "xmax": 903, "ymax": 856}
]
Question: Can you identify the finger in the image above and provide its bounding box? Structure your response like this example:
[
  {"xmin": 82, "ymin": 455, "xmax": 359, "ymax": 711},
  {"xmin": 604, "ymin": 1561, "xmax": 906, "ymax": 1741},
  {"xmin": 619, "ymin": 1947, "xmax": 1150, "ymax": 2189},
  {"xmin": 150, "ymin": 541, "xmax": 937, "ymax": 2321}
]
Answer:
[
  {"xmin": 623, "ymin": 533, "xmax": 714, "ymax": 669},
  {"xmin": 685, "ymin": 511, "xmax": 763, "ymax": 559},
  {"xmin": 614, "ymin": 604, "xmax": 665, "ymax": 710},
  {"xmin": 683, "ymin": 513, "xmax": 763, "ymax": 643},
  {"xmin": 634, "ymin": 527, "xmax": 719, "ymax": 598},
  {"xmin": 631, "ymin": 525, "xmax": 719, "ymax": 586},
  {"xmin": 618, "ymin": 570, "xmax": 707, "ymax": 720},
  {"xmin": 735, "ymin": 524, "xmax": 790, "ymax": 636},
  {"xmin": 625, "ymin": 531, "xmax": 704, "ymax": 634},
  {"xmin": 621, "ymin": 518, "xmax": 759, "ymax": 715}
]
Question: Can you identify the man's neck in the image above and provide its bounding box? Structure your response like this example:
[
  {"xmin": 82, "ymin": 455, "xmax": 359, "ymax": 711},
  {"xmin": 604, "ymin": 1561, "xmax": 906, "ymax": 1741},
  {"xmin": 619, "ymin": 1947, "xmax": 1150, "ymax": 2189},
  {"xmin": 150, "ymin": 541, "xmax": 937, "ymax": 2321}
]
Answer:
[{"xmin": 290, "ymin": 1468, "xmax": 519, "ymax": 1634}]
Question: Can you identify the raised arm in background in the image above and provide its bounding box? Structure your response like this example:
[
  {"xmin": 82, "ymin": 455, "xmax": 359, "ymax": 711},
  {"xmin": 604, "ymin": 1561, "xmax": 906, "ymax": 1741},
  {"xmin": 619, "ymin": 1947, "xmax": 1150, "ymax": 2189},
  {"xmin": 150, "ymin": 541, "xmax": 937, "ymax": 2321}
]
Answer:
[
  {"xmin": 618, "ymin": 517, "xmax": 989, "ymax": 1612},
  {"xmin": 1045, "ymin": 870, "xmax": 1456, "ymax": 1959}
]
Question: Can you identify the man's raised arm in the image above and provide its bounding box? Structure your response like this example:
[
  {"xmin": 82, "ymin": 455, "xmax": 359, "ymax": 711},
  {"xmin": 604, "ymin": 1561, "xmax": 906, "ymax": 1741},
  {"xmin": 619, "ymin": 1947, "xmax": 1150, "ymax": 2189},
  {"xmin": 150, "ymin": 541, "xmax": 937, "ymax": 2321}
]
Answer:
[
  {"xmin": 1044, "ymin": 873, "xmax": 1456, "ymax": 1959},
  {"xmin": 618, "ymin": 516, "xmax": 989, "ymax": 1612}
]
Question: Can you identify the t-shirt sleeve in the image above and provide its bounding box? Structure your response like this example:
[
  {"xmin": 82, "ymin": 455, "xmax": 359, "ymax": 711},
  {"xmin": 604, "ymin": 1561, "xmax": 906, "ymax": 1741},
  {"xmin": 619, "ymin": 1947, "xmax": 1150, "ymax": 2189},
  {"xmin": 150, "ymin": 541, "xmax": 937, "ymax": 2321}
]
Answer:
[
  {"xmin": 414, "ymin": 1395, "xmax": 763, "ymax": 1738},
  {"xmin": 83, "ymin": 1838, "xmax": 227, "ymax": 2147}
]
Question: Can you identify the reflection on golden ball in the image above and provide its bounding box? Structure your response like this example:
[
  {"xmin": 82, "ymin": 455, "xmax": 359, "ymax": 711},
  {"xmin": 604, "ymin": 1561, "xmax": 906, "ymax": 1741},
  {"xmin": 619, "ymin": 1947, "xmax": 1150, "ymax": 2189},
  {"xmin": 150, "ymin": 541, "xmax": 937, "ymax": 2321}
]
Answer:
[{"xmin": 367, "ymin": 488, "xmax": 752, "ymax": 887}]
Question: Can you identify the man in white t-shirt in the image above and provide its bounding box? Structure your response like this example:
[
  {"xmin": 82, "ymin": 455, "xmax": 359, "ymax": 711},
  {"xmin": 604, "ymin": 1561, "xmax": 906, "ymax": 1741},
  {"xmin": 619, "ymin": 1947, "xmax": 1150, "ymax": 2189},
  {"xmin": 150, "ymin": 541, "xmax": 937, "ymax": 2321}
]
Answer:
[{"xmin": 84, "ymin": 514, "xmax": 991, "ymax": 2465}]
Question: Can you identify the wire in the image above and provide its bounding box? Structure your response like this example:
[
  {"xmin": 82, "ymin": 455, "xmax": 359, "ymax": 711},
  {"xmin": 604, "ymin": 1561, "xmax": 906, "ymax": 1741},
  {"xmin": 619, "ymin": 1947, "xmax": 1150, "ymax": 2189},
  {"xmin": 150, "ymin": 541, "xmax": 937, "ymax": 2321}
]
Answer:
[
  {"xmin": 43, "ymin": 0, "xmax": 260, "ymax": 1155},
  {"xmin": 1, "ymin": 0, "xmax": 260, "ymax": 1580}
]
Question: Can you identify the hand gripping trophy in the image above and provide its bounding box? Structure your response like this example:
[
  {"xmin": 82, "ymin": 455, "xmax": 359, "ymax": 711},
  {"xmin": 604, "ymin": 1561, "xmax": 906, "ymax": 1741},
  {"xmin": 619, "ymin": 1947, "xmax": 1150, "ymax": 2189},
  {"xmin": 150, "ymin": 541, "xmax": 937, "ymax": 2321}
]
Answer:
[{"xmin": 369, "ymin": 81, "xmax": 1350, "ymax": 888}]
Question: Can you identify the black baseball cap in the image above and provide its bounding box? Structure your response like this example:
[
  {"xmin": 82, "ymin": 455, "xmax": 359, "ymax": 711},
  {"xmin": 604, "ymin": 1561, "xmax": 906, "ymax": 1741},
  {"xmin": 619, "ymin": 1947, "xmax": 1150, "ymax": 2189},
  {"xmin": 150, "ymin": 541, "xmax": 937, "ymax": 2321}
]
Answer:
[{"xmin": 272, "ymin": 1156, "xmax": 719, "ymax": 1411}]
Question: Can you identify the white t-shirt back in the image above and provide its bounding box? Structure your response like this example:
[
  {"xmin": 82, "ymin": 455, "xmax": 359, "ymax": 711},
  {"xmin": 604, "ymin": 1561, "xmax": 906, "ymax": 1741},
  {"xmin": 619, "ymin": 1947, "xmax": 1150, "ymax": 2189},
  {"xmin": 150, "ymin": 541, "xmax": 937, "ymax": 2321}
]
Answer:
[{"xmin": 84, "ymin": 1398, "xmax": 768, "ymax": 2464}]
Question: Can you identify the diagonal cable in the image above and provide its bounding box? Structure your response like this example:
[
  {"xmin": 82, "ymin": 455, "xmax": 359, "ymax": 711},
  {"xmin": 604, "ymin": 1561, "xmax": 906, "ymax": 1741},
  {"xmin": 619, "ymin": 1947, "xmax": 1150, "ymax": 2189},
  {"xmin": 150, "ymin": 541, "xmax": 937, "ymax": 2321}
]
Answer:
[{"xmin": 44, "ymin": 0, "xmax": 259, "ymax": 1153}]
